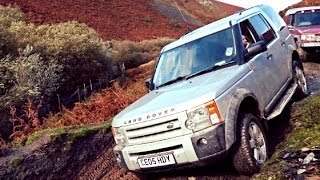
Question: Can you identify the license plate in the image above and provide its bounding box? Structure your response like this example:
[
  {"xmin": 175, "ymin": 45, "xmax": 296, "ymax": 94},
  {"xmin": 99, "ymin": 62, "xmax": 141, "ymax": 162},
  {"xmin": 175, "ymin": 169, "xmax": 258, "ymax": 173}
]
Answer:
[
  {"xmin": 137, "ymin": 154, "xmax": 176, "ymax": 168},
  {"xmin": 302, "ymin": 42, "xmax": 320, "ymax": 47}
]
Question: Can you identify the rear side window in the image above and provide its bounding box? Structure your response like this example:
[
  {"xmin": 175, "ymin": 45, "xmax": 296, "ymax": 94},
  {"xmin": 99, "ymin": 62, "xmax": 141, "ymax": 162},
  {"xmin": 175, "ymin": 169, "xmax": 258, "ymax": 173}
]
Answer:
[
  {"xmin": 248, "ymin": 15, "xmax": 276, "ymax": 44},
  {"xmin": 240, "ymin": 14, "xmax": 276, "ymax": 45},
  {"xmin": 260, "ymin": 5, "xmax": 286, "ymax": 31}
]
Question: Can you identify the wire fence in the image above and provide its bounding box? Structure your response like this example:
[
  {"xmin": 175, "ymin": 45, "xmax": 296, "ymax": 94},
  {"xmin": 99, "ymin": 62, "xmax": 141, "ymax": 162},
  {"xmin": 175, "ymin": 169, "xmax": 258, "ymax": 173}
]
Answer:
[
  {"xmin": 51, "ymin": 63, "xmax": 126, "ymax": 112},
  {"xmin": 53, "ymin": 78, "xmax": 110, "ymax": 112},
  {"xmin": 53, "ymin": 65, "xmax": 125, "ymax": 113}
]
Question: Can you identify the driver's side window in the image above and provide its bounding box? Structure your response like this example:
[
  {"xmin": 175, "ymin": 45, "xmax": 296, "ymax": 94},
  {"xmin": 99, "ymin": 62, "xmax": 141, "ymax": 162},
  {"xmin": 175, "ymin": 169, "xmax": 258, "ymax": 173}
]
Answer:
[
  {"xmin": 240, "ymin": 14, "xmax": 276, "ymax": 47},
  {"xmin": 240, "ymin": 25, "xmax": 257, "ymax": 62},
  {"xmin": 248, "ymin": 15, "xmax": 276, "ymax": 44},
  {"xmin": 240, "ymin": 14, "xmax": 273, "ymax": 61},
  {"xmin": 240, "ymin": 19, "xmax": 259, "ymax": 53}
]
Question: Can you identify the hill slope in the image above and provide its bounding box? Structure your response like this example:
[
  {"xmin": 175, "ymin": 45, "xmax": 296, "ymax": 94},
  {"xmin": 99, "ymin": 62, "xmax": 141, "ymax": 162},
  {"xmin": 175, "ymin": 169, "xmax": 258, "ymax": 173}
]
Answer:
[{"xmin": 0, "ymin": 0, "xmax": 242, "ymax": 41}]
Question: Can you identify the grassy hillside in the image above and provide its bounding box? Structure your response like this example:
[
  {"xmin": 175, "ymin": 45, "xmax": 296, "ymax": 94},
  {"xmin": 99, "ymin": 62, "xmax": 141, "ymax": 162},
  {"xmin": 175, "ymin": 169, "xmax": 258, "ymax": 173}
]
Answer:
[
  {"xmin": 1, "ymin": 1, "xmax": 319, "ymax": 179},
  {"xmin": 0, "ymin": 5, "xmax": 172, "ymax": 147},
  {"xmin": 255, "ymin": 95, "xmax": 320, "ymax": 179}
]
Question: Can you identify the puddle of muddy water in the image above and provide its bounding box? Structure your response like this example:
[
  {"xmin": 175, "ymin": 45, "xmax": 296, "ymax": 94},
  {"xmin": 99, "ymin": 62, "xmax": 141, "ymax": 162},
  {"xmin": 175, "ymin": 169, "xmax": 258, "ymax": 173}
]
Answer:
[{"xmin": 303, "ymin": 62, "xmax": 320, "ymax": 93}]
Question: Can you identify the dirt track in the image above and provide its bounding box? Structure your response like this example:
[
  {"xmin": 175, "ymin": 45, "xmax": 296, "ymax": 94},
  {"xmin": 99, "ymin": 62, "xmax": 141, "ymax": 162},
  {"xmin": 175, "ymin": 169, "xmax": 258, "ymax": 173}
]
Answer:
[{"xmin": 77, "ymin": 61, "xmax": 320, "ymax": 180}]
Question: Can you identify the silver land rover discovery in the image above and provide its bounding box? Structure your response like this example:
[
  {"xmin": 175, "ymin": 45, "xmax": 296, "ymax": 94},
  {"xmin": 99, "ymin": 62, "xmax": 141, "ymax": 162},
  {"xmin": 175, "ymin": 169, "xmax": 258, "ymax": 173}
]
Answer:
[{"xmin": 112, "ymin": 4, "xmax": 308, "ymax": 175}]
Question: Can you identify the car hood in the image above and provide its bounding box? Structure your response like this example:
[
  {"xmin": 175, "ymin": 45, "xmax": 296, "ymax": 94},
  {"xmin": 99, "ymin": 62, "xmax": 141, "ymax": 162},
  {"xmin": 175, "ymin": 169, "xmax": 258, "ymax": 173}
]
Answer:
[
  {"xmin": 112, "ymin": 64, "xmax": 250, "ymax": 127},
  {"xmin": 295, "ymin": 25, "xmax": 320, "ymax": 34}
]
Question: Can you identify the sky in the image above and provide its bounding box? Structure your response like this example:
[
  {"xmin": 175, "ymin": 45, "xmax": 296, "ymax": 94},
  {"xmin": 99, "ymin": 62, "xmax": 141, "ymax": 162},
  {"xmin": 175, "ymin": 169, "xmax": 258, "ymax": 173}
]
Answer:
[{"xmin": 216, "ymin": 0, "xmax": 302, "ymax": 12}]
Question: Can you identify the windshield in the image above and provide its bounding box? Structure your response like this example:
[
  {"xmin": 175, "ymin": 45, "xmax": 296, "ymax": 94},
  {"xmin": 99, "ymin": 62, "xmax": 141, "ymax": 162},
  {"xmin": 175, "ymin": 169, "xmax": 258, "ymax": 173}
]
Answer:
[
  {"xmin": 153, "ymin": 27, "xmax": 236, "ymax": 88},
  {"xmin": 294, "ymin": 12, "xmax": 320, "ymax": 26}
]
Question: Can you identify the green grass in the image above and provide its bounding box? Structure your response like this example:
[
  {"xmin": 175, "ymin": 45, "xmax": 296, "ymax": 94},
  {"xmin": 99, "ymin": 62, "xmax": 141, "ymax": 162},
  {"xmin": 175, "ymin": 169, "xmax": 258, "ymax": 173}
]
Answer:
[
  {"xmin": 26, "ymin": 122, "xmax": 111, "ymax": 145},
  {"xmin": 254, "ymin": 95, "xmax": 320, "ymax": 179},
  {"xmin": 11, "ymin": 156, "xmax": 23, "ymax": 166},
  {"xmin": 25, "ymin": 129, "xmax": 51, "ymax": 145}
]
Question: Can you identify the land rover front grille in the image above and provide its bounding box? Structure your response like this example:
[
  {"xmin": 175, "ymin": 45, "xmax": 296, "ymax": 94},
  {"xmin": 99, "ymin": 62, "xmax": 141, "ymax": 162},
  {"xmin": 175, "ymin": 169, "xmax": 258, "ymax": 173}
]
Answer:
[{"xmin": 124, "ymin": 112, "xmax": 188, "ymax": 144}]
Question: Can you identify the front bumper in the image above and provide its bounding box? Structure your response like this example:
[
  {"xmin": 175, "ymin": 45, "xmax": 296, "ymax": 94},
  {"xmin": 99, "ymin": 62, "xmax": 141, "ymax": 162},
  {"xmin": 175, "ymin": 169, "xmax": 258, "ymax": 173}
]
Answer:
[{"xmin": 113, "ymin": 123, "xmax": 227, "ymax": 172}]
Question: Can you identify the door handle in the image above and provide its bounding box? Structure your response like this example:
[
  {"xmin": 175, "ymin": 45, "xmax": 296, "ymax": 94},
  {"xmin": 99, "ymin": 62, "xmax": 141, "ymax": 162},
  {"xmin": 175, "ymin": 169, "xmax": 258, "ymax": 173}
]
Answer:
[{"xmin": 267, "ymin": 53, "xmax": 273, "ymax": 60}]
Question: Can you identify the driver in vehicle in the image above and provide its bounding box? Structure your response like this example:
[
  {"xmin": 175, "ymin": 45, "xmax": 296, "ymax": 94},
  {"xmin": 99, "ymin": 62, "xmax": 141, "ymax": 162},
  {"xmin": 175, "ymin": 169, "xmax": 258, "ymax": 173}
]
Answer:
[{"xmin": 242, "ymin": 35, "xmax": 251, "ymax": 49}]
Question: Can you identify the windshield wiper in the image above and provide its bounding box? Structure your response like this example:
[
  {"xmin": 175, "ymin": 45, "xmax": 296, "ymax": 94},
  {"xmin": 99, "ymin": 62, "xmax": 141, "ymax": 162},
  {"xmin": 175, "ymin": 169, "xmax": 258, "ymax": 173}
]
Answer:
[
  {"xmin": 185, "ymin": 61, "xmax": 234, "ymax": 80},
  {"xmin": 156, "ymin": 76, "xmax": 186, "ymax": 89}
]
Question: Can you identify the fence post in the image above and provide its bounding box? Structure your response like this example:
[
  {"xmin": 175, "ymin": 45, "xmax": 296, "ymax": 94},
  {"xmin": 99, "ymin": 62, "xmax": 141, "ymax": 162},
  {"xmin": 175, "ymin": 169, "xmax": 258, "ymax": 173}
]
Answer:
[
  {"xmin": 90, "ymin": 80, "xmax": 93, "ymax": 91},
  {"xmin": 83, "ymin": 83, "xmax": 87, "ymax": 97},
  {"xmin": 57, "ymin": 94, "xmax": 61, "ymax": 112},
  {"xmin": 84, "ymin": 83, "xmax": 88, "ymax": 101},
  {"xmin": 121, "ymin": 62, "xmax": 125, "ymax": 77},
  {"xmin": 77, "ymin": 88, "xmax": 80, "ymax": 102}
]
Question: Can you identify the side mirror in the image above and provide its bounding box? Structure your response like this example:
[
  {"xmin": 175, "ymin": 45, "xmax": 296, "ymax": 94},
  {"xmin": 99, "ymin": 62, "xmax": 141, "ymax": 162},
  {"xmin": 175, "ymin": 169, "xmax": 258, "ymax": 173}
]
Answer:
[
  {"xmin": 245, "ymin": 40, "xmax": 267, "ymax": 60},
  {"xmin": 145, "ymin": 78, "xmax": 155, "ymax": 90}
]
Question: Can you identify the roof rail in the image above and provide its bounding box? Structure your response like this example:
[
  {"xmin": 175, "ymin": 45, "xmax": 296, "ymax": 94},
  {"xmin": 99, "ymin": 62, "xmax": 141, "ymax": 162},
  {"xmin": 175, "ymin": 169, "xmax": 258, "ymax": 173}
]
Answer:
[
  {"xmin": 285, "ymin": 6, "xmax": 320, "ymax": 16},
  {"xmin": 238, "ymin": 4, "xmax": 262, "ymax": 15}
]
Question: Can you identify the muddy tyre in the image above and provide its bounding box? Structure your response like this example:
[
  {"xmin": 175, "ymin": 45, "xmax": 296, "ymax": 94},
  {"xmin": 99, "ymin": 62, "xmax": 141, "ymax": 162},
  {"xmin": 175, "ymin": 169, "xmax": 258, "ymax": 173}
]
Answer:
[
  {"xmin": 293, "ymin": 61, "xmax": 309, "ymax": 99},
  {"xmin": 297, "ymin": 44, "xmax": 307, "ymax": 61},
  {"xmin": 232, "ymin": 113, "xmax": 268, "ymax": 175}
]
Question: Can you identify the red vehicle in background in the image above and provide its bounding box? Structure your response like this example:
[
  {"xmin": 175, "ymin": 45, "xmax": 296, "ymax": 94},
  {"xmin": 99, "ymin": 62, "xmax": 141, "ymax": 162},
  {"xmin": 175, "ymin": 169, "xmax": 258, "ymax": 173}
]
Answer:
[{"xmin": 284, "ymin": 6, "xmax": 320, "ymax": 60}]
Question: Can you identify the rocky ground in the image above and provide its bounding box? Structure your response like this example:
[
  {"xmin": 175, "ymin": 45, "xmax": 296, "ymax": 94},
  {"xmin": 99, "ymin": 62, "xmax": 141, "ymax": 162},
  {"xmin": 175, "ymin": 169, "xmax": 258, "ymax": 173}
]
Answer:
[{"xmin": 1, "ymin": 1, "xmax": 319, "ymax": 179}]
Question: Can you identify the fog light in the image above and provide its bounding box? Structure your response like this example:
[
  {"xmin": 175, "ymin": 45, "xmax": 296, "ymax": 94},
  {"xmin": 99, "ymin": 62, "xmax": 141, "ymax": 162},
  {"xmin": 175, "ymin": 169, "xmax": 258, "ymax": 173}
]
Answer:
[
  {"xmin": 200, "ymin": 138, "xmax": 208, "ymax": 145},
  {"xmin": 197, "ymin": 138, "xmax": 209, "ymax": 149}
]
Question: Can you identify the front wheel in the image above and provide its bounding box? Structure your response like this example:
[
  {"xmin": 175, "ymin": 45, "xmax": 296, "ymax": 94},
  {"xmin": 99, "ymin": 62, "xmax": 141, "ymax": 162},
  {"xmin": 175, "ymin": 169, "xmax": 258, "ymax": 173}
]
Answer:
[
  {"xmin": 293, "ymin": 61, "xmax": 309, "ymax": 99},
  {"xmin": 232, "ymin": 113, "xmax": 268, "ymax": 175}
]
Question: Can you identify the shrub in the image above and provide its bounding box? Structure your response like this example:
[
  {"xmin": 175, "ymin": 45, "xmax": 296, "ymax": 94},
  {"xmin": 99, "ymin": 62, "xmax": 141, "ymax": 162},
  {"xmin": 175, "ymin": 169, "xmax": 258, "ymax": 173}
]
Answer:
[
  {"xmin": 111, "ymin": 37, "xmax": 173, "ymax": 69},
  {"xmin": 56, "ymin": 51, "xmax": 114, "ymax": 94},
  {"xmin": 0, "ymin": 25, "xmax": 17, "ymax": 58},
  {"xmin": 0, "ymin": 46, "xmax": 57, "ymax": 143},
  {"xmin": 0, "ymin": 45, "xmax": 63, "ymax": 125},
  {"xmin": 9, "ymin": 21, "xmax": 101, "ymax": 56},
  {"xmin": 0, "ymin": 66, "xmax": 15, "ymax": 96},
  {"xmin": 9, "ymin": 21, "xmax": 116, "ymax": 95},
  {"xmin": 0, "ymin": 5, "xmax": 25, "ymax": 28}
]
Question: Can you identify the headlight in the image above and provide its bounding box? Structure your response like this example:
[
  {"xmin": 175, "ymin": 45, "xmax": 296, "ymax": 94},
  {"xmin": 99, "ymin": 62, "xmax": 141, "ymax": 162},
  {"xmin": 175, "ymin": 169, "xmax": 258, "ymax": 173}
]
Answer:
[
  {"xmin": 301, "ymin": 34, "xmax": 315, "ymax": 41},
  {"xmin": 111, "ymin": 127, "xmax": 126, "ymax": 145},
  {"xmin": 185, "ymin": 100, "xmax": 223, "ymax": 132}
]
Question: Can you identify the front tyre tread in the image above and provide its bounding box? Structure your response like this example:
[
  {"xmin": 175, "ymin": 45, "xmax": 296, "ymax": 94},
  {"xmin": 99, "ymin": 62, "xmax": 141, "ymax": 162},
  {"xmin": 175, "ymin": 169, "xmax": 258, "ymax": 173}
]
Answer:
[
  {"xmin": 232, "ymin": 113, "xmax": 268, "ymax": 176},
  {"xmin": 293, "ymin": 61, "xmax": 309, "ymax": 99}
]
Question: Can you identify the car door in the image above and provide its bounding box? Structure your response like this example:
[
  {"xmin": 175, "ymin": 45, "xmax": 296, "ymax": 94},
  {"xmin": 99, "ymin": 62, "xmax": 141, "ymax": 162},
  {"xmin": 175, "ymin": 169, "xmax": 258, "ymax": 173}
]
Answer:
[
  {"xmin": 249, "ymin": 14, "xmax": 289, "ymax": 91},
  {"xmin": 260, "ymin": 5, "xmax": 292, "ymax": 82},
  {"xmin": 239, "ymin": 14, "xmax": 285, "ymax": 107}
]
